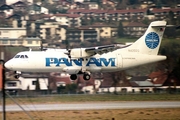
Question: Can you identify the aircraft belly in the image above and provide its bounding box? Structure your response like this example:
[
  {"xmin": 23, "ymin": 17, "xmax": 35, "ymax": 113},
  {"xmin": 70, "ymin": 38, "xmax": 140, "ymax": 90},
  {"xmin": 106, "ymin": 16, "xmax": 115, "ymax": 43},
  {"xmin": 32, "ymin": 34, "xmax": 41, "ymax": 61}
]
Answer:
[
  {"xmin": 87, "ymin": 65, "xmax": 117, "ymax": 73},
  {"xmin": 87, "ymin": 67, "xmax": 101, "ymax": 72},
  {"xmin": 62, "ymin": 67, "xmax": 81, "ymax": 74},
  {"xmin": 121, "ymin": 54, "xmax": 145, "ymax": 69},
  {"xmin": 100, "ymin": 68, "xmax": 118, "ymax": 72},
  {"xmin": 8, "ymin": 59, "xmax": 33, "ymax": 72}
]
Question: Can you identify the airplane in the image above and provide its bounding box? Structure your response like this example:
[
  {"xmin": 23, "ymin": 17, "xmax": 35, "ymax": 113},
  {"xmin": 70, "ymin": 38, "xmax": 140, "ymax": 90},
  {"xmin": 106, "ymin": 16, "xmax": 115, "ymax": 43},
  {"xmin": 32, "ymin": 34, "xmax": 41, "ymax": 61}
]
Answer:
[{"xmin": 5, "ymin": 21, "xmax": 167, "ymax": 81}]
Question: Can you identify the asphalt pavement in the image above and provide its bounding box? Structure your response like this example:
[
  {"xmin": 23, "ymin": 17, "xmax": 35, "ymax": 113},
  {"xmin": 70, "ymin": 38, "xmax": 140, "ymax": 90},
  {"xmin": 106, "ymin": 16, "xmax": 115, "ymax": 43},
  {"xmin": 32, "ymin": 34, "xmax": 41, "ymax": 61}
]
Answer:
[{"xmin": 1, "ymin": 101, "xmax": 180, "ymax": 112}]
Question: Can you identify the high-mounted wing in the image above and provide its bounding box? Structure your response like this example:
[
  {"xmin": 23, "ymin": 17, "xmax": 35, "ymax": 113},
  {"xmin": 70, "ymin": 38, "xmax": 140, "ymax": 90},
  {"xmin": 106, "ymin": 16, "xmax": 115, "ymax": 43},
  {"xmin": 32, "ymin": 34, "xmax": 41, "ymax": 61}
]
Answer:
[
  {"xmin": 85, "ymin": 44, "xmax": 129, "ymax": 55},
  {"xmin": 65, "ymin": 44, "xmax": 130, "ymax": 59}
]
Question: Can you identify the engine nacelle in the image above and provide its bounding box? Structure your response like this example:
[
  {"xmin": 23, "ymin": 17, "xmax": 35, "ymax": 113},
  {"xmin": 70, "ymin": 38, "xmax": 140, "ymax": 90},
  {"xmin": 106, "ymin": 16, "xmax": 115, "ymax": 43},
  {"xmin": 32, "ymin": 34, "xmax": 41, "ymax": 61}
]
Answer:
[{"xmin": 70, "ymin": 48, "xmax": 92, "ymax": 58}]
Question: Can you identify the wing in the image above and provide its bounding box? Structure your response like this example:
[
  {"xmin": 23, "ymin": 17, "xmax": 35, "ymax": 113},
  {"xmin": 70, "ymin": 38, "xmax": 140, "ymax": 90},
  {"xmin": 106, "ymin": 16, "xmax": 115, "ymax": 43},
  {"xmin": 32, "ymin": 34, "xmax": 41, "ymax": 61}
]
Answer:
[
  {"xmin": 85, "ymin": 44, "xmax": 130, "ymax": 55},
  {"xmin": 66, "ymin": 44, "xmax": 131, "ymax": 59}
]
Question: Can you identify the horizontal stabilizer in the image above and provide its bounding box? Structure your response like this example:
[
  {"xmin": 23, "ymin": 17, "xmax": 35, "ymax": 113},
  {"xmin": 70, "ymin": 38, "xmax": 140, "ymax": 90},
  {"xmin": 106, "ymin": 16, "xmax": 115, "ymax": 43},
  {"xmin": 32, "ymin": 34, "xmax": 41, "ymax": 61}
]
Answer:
[{"xmin": 151, "ymin": 21, "xmax": 167, "ymax": 27}]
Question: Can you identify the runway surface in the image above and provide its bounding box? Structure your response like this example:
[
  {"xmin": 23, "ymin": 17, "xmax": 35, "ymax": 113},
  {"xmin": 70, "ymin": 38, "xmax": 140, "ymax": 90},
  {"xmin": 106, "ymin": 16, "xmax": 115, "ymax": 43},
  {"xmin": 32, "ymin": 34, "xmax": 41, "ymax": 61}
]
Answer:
[{"xmin": 1, "ymin": 101, "xmax": 180, "ymax": 112}]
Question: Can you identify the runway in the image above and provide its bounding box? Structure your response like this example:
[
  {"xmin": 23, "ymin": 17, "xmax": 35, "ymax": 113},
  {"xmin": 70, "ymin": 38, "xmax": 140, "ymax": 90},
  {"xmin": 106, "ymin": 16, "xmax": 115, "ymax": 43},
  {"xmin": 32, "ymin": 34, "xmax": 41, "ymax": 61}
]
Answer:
[{"xmin": 1, "ymin": 101, "xmax": 180, "ymax": 112}]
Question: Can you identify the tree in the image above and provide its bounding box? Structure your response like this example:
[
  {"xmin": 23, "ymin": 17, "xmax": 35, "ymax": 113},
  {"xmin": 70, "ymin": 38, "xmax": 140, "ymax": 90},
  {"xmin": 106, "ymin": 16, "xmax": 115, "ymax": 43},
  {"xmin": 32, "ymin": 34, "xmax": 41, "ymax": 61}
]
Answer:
[
  {"xmin": 164, "ymin": 27, "xmax": 177, "ymax": 38},
  {"xmin": 64, "ymin": 39, "xmax": 70, "ymax": 50},
  {"xmin": 112, "ymin": 72, "xmax": 120, "ymax": 94},
  {"xmin": 111, "ymin": 71, "xmax": 121, "ymax": 94},
  {"xmin": 35, "ymin": 78, "xmax": 40, "ymax": 92},
  {"xmin": 116, "ymin": 0, "xmax": 122, "ymax": 3},
  {"xmin": 168, "ymin": 11, "xmax": 176, "ymax": 25},
  {"xmin": 171, "ymin": 57, "xmax": 180, "ymax": 80},
  {"xmin": 117, "ymin": 21, "xmax": 124, "ymax": 37},
  {"xmin": 81, "ymin": 19, "xmax": 89, "ymax": 26},
  {"xmin": 91, "ymin": 0, "xmax": 101, "ymax": 5},
  {"xmin": 0, "ymin": 18, "xmax": 11, "ymax": 27},
  {"xmin": 66, "ymin": 83, "xmax": 78, "ymax": 94},
  {"xmin": 116, "ymin": 0, "xmax": 127, "ymax": 9},
  {"xmin": 43, "ymin": 4, "xmax": 58, "ymax": 14},
  {"xmin": 111, "ymin": 71, "xmax": 127, "ymax": 94},
  {"xmin": 177, "ymin": 16, "xmax": 180, "ymax": 25},
  {"xmin": 160, "ymin": 41, "xmax": 180, "ymax": 72},
  {"xmin": 156, "ymin": 0, "xmax": 162, "ymax": 8},
  {"xmin": 90, "ymin": 17, "xmax": 94, "ymax": 25},
  {"xmin": 142, "ymin": 18, "xmax": 150, "ymax": 25},
  {"xmin": 128, "ymin": 0, "xmax": 138, "ymax": 5}
]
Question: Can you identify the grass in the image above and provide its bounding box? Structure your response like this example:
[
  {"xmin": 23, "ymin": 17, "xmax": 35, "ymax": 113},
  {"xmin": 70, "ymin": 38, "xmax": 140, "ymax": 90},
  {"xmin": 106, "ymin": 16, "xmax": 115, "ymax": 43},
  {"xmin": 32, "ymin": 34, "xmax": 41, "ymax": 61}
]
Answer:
[{"xmin": 5, "ymin": 94, "xmax": 180, "ymax": 104}]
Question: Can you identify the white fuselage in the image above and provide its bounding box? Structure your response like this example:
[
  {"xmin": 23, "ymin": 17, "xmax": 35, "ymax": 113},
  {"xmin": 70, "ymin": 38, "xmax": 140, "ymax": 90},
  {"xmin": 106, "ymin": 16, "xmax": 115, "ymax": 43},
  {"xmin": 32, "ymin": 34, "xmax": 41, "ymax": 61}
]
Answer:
[{"xmin": 5, "ymin": 49, "xmax": 166, "ymax": 74}]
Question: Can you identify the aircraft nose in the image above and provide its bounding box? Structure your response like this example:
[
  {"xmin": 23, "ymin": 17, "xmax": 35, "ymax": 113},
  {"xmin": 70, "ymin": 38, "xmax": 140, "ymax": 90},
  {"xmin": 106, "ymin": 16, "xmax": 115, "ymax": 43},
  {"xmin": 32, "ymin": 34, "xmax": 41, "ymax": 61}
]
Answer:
[{"xmin": 5, "ymin": 60, "xmax": 13, "ymax": 70}]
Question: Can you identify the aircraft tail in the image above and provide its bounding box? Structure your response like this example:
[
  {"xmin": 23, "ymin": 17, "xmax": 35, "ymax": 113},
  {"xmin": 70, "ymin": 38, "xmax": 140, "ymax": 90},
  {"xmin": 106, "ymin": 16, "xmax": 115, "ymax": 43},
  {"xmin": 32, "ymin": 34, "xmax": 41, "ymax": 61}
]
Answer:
[{"xmin": 124, "ymin": 21, "xmax": 167, "ymax": 55}]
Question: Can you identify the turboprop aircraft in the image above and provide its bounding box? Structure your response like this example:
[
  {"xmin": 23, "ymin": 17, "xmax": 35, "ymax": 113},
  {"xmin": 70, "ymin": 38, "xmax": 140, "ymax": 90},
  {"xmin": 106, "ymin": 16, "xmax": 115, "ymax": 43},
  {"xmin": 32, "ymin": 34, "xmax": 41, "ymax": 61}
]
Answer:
[{"xmin": 5, "ymin": 21, "xmax": 167, "ymax": 80}]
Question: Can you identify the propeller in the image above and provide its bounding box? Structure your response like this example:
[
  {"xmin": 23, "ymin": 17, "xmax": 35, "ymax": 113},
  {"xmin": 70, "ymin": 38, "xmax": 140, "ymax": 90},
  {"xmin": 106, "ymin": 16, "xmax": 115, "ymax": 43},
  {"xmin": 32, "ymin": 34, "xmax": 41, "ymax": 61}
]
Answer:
[
  {"xmin": 65, "ymin": 39, "xmax": 72, "ymax": 58},
  {"xmin": 67, "ymin": 49, "xmax": 71, "ymax": 59},
  {"xmin": 40, "ymin": 40, "xmax": 43, "ymax": 51}
]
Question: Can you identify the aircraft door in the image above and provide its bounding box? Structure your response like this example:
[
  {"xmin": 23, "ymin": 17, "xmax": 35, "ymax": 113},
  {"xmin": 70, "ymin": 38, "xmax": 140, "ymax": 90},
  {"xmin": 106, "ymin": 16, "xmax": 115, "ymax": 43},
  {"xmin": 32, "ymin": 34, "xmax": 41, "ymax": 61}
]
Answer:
[{"xmin": 116, "ymin": 53, "xmax": 123, "ymax": 69}]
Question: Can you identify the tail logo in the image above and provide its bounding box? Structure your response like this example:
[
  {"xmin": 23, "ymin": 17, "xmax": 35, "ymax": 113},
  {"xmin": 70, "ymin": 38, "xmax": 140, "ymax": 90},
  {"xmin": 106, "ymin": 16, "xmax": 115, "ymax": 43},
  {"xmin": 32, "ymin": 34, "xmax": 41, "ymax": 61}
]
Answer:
[{"xmin": 145, "ymin": 32, "xmax": 159, "ymax": 49}]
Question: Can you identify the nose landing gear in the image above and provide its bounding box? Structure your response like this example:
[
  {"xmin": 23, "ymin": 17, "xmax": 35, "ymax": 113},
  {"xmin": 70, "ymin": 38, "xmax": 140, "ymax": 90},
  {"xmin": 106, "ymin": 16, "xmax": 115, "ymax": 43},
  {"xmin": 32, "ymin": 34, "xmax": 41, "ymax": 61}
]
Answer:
[{"xmin": 14, "ymin": 71, "xmax": 21, "ymax": 79}]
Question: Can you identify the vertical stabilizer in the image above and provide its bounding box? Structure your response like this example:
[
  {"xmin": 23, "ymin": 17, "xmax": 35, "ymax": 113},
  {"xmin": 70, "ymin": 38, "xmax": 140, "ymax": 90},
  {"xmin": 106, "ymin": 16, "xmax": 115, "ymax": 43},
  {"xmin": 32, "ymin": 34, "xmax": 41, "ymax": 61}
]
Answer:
[{"xmin": 125, "ymin": 21, "xmax": 167, "ymax": 55}]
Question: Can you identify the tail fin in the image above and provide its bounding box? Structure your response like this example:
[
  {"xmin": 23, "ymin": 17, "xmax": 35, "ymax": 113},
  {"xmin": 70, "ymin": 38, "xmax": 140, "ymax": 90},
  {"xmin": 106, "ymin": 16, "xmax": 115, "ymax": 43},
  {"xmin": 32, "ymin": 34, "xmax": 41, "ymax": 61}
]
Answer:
[{"xmin": 125, "ymin": 21, "xmax": 167, "ymax": 55}]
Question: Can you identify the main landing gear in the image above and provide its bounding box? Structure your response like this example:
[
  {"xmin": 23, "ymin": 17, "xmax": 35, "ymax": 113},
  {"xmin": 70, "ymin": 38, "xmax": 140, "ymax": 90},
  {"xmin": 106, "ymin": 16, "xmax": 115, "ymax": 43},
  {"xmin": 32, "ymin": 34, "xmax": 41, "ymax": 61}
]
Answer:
[
  {"xmin": 70, "ymin": 72, "xmax": 91, "ymax": 81},
  {"xmin": 83, "ymin": 73, "xmax": 90, "ymax": 81},
  {"xmin": 70, "ymin": 74, "xmax": 77, "ymax": 80}
]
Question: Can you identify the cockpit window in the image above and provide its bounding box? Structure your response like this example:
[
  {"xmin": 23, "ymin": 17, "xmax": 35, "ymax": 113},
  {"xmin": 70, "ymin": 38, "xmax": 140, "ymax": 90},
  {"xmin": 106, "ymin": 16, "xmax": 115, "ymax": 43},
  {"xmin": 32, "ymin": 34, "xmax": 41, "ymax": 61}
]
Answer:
[
  {"xmin": 20, "ymin": 55, "xmax": 24, "ymax": 58},
  {"xmin": 14, "ymin": 55, "xmax": 29, "ymax": 59},
  {"xmin": 14, "ymin": 55, "xmax": 20, "ymax": 58},
  {"xmin": 25, "ymin": 55, "xmax": 28, "ymax": 58}
]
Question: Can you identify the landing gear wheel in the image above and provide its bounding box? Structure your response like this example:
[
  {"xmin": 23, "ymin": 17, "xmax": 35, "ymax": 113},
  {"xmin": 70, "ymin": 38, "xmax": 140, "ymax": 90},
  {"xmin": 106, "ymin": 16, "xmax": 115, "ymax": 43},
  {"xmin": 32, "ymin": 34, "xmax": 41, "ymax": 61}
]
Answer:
[
  {"xmin": 83, "ymin": 73, "xmax": 91, "ymax": 81},
  {"xmin": 70, "ymin": 74, "xmax": 77, "ymax": 80},
  {"xmin": 14, "ymin": 74, "xmax": 20, "ymax": 79}
]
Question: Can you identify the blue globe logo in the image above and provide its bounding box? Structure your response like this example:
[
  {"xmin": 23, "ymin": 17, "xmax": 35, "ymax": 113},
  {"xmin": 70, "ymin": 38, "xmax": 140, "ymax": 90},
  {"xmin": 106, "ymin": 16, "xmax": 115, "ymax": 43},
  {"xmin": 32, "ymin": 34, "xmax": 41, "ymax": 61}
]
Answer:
[{"xmin": 145, "ymin": 32, "xmax": 159, "ymax": 49}]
